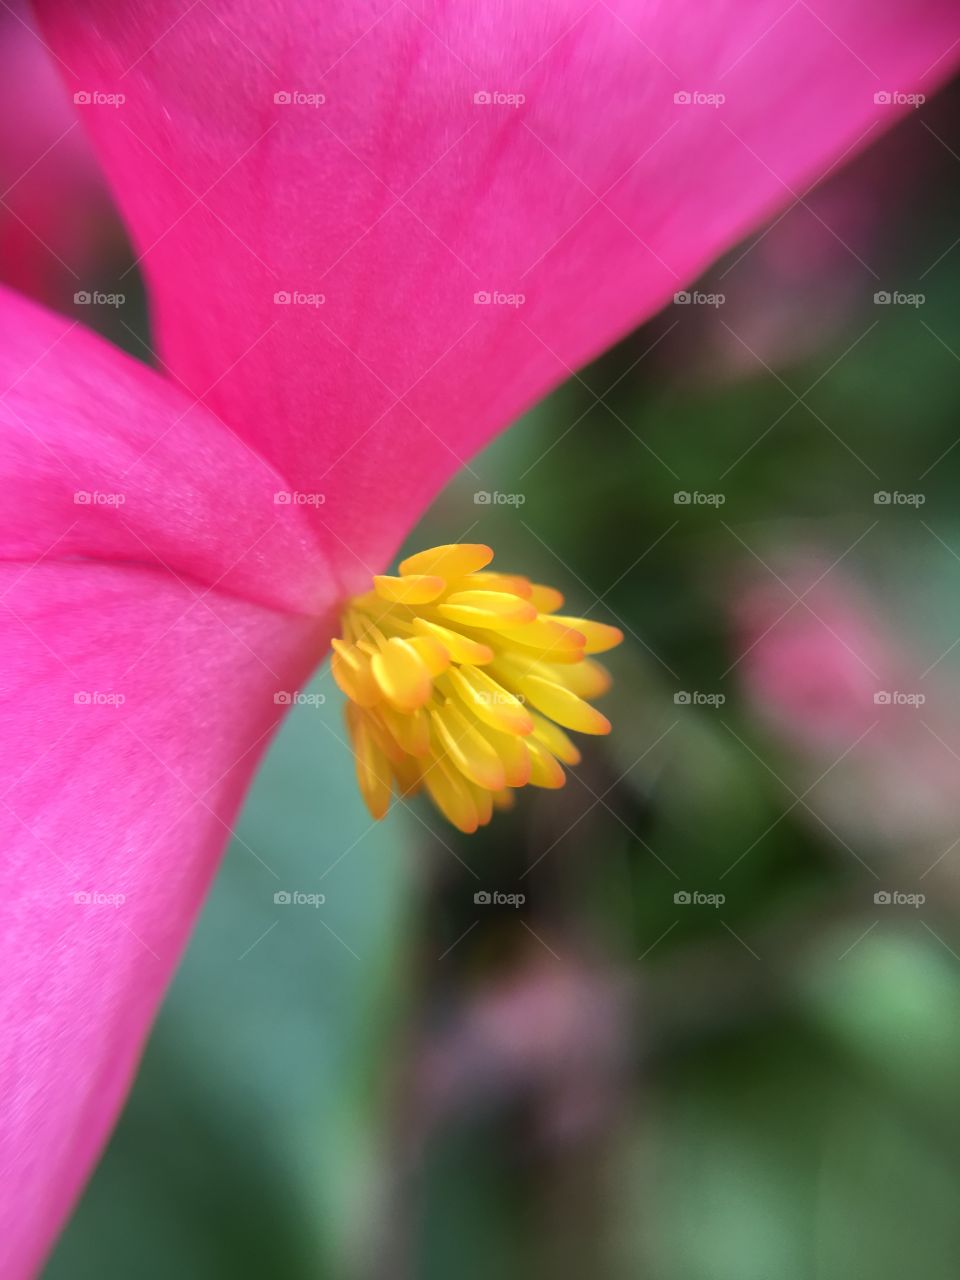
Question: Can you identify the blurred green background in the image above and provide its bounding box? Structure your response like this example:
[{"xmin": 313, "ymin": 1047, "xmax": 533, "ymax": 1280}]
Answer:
[{"xmin": 22, "ymin": 57, "xmax": 960, "ymax": 1280}]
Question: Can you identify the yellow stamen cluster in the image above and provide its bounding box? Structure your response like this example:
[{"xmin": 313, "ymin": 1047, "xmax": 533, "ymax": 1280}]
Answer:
[{"xmin": 331, "ymin": 543, "xmax": 623, "ymax": 833}]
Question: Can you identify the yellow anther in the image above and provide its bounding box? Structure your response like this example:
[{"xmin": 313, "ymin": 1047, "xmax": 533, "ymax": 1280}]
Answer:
[{"xmin": 334, "ymin": 543, "xmax": 622, "ymax": 830}]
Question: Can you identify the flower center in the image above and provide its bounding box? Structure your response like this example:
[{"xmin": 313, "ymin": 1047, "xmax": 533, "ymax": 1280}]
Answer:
[{"xmin": 331, "ymin": 543, "xmax": 622, "ymax": 833}]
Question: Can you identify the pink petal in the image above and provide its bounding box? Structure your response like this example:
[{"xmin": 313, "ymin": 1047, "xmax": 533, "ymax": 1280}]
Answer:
[
  {"xmin": 35, "ymin": 0, "xmax": 960, "ymax": 583},
  {"xmin": 0, "ymin": 560, "xmax": 326, "ymax": 1278},
  {"xmin": 0, "ymin": 284, "xmax": 336, "ymax": 612},
  {"xmin": 0, "ymin": 2, "xmax": 123, "ymax": 315}
]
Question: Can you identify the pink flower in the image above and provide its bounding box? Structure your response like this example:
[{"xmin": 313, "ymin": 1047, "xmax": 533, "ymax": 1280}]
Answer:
[
  {"xmin": 3, "ymin": 0, "xmax": 958, "ymax": 1272},
  {"xmin": 736, "ymin": 560, "xmax": 960, "ymax": 848},
  {"xmin": 735, "ymin": 561, "xmax": 900, "ymax": 749}
]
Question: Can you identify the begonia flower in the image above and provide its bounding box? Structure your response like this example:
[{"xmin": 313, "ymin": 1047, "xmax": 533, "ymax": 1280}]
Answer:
[{"xmin": 2, "ymin": 1, "xmax": 957, "ymax": 1274}]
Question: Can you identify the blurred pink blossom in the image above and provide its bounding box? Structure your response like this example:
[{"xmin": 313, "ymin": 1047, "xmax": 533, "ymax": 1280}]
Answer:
[{"xmin": 735, "ymin": 558, "xmax": 960, "ymax": 848}]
